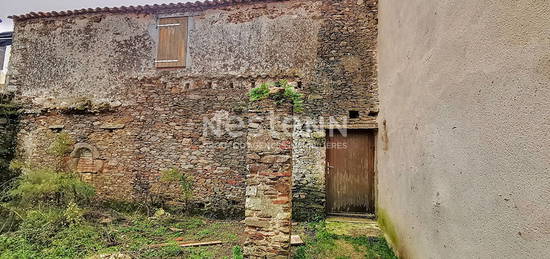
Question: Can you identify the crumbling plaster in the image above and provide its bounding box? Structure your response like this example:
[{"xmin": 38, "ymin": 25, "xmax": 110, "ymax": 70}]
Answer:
[{"xmin": 8, "ymin": 1, "xmax": 323, "ymax": 109}]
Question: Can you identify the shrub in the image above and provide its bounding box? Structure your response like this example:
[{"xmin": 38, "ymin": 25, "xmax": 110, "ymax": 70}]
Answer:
[
  {"xmin": 64, "ymin": 201, "xmax": 85, "ymax": 225},
  {"xmin": 47, "ymin": 132, "xmax": 75, "ymax": 156},
  {"xmin": 248, "ymin": 83, "xmax": 270, "ymax": 102},
  {"xmin": 8, "ymin": 167, "xmax": 95, "ymax": 208},
  {"xmin": 160, "ymin": 168, "xmax": 193, "ymax": 202},
  {"xmin": 232, "ymin": 245, "xmax": 244, "ymax": 259},
  {"xmin": 0, "ymin": 99, "xmax": 20, "ymax": 199},
  {"xmin": 248, "ymin": 80, "xmax": 304, "ymax": 112},
  {"xmin": 18, "ymin": 209, "xmax": 65, "ymax": 247}
]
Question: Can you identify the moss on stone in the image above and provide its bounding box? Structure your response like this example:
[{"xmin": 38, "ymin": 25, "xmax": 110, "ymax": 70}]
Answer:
[{"xmin": 377, "ymin": 208, "xmax": 400, "ymax": 251}]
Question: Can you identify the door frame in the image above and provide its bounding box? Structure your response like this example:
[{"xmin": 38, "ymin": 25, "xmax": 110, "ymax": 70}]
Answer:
[{"xmin": 324, "ymin": 128, "xmax": 378, "ymax": 216}]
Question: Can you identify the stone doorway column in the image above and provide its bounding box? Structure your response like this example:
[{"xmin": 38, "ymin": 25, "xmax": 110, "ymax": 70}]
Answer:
[{"xmin": 244, "ymin": 99, "xmax": 293, "ymax": 258}]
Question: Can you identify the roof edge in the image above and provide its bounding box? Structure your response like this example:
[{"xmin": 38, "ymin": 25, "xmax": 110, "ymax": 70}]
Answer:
[{"xmin": 9, "ymin": 0, "xmax": 286, "ymax": 21}]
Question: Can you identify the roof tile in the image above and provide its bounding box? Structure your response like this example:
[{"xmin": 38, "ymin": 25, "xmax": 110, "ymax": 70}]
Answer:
[{"xmin": 9, "ymin": 0, "xmax": 284, "ymax": 21}]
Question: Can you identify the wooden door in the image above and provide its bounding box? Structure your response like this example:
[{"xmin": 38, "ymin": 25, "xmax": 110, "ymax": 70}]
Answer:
[{"xmin": 326, "ymin": 129, "xmax": 375, "ymax": 214}]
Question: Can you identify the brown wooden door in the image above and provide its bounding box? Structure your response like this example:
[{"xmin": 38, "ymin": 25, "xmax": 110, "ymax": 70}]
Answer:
[{"xmin": 326, "ymin": 129, "xmax": 375, "ymax": 214}]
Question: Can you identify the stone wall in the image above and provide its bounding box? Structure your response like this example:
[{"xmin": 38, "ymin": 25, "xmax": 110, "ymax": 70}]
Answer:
[
  {"xmin": 291, "ymin": 0, "xmax": 378, "ymax": 221},
  {"xmin": 0, "ymin": 92, "xmax": 19, "ymax": 184},
  {"xmin": 14, "ymin": 76, "xmax": 262, "ymax": 217},
  {"xmin": 291, "ymin": 124, "xmax": 326, "ymax": 221},
  {"xmin": 244, "ymin": 99, "xmax": 293, "ymax": 258},
  {"xmin": 7, "ymin": 0, "xmax": 378, "ymax": 219}
]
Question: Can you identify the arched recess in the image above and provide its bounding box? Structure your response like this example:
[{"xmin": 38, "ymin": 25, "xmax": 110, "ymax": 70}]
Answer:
[{"xmin": 69, "ymin": 143, "xmax": 103, "ymax": 181}]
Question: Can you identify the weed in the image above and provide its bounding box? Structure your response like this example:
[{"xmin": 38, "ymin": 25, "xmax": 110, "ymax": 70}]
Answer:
[
  {"xmin": 46, "ymin": 224, "xmax": 104, "ymax": 258},
  {"xmin": 159, "ymin": 168, "xmax": 194, "ymax": 213},
  {"xmin": 248, "ymin": 83, "xmax": 270, "ymax": 102},
  {"xmin": 0, "ymin": 162, "xmax": 243, "ymax": 258},
  {"xmin": 248, "ymin": 80, "xmax": 304, "ymax": 112},
  {"xmin": 277, "ymin": 80, "xmax": 304, "ymax": 112},
  {"xmin": 227, "ymin": 233, "xmax": 239, "ymax": 242},
  {"xmin": 47, "ymin": 132, "xmax": 75, "ymax": 156},
  {"xmin": 100, "ymin": 199, "xmax": 142, "ymax": 213},
  {"xmin": 294, "ymin": 246, "xmax": 306, "ymax": 259},
  {"xmin": 172, "ymin": 216, "xmax": 206, "ymax": 229},
  {"xmin": 346, "ymin": 236, "xmax": 397, "ymax": 259},
  {"xmin": 64, "ymin": 201, "xmax": 85, "ymax": 225},
  {"xmin": 0, "ymin": 210, "xmax": 243, "ymax": 258},
  {"xmin": 141, "ymin": 243, "xmax": 183, "ymax": 258},
  {"xmin": 196, "ymin": 228, "xmax": 214, "ymax": 239},
  {"xmin": 232, "ymin": 245, "xmax": 244, "ymax": 259},
  {"xmin": 18, "ymin": 209, "xmax": 65, "ymax": 247},
  {"xmin": 7, "ymin": 167, "xmax": 95, "ymax": 208},
  {"xmin": 0, "ymin": 234, "xmax": 40, "ymax": 258}
]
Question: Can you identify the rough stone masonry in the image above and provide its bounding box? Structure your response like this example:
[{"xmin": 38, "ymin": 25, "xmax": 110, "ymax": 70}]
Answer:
[
  {"xmin": 6, "ymin": 0, "xmax": 378, "ymax": 220},
  {"xmin": 244, "ymin": 99, "xmax": 293, "ymax": 258}
]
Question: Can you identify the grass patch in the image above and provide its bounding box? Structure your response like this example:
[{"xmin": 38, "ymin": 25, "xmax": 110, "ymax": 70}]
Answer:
[
  {"xmin": 293, "ymin": 222, "xmax": 397, "ymax": 259},
  {"xmin": 0, "ymin": 166, "xmax": 244, "ymax": 258},
  {"xmin": 0, "ymin": 210, "xmax": 244, "ymax": 258}
]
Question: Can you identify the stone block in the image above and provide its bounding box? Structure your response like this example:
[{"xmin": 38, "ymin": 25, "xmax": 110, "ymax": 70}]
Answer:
[
  {"xmin": 245, "ymin": 218, "xmax": 271, "ymax": 228},
  {"xmin": 48, "ymin": 124, "xmax": 64, "ymax": 130},
  {"xmin": 246, "ymin": 186, "xmax": 258, "ymax": 196},
  {"xmin": 99, "ymin": 123, "xmax": 125, "ymax": 130}
]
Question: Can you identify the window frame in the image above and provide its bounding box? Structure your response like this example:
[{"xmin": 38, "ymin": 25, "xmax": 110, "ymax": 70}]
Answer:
[{"xmin": 155, "ymin": 16, "xmax": 189, "ymax": 69}]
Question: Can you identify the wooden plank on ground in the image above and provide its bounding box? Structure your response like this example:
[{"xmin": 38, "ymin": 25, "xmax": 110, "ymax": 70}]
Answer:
[
  {"xmin": 179, "ymin": 241, "xmax": 223, "ymax": 247},
  {"xmin": 148, "ymin": 240, "xmax": 223, "ymax": 249}
]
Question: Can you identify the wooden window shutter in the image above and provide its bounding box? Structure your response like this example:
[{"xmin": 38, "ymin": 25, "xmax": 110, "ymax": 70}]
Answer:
[{"xmin": 156, "ymin": 17, "xmax": 188, "ymax": 68}]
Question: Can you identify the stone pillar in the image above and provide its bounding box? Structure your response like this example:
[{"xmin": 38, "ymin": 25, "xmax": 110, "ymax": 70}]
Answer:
[{"xmin": 244, "ymin": 99, "xmax": 293, "ymax": 258}]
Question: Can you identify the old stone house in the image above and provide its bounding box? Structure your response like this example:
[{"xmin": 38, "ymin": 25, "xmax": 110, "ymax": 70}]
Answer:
[
  {"xmin": 6, "ymin": 0, "xmax": 550, "ymax": 258},
  {"xmin": 6, "ymin": 0, "xmax": 378, "ymax": 222}
]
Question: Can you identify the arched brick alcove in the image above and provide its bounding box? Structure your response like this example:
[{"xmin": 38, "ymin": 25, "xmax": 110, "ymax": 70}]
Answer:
[{"xmin": 69, "ymin": 143, "xmax": 103, "ymax": 182}]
